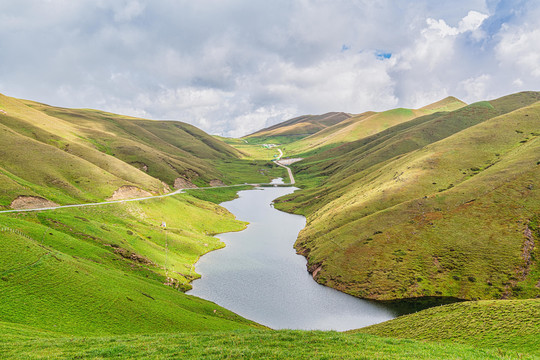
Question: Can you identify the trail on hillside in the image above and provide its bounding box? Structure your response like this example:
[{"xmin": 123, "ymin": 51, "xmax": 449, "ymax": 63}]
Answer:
[{"xmin": 0, "ymin": 150, "xmax": 297, "ymax": 214}]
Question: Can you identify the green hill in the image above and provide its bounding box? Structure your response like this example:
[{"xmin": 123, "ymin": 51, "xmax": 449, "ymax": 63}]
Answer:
[
  {"xmin": 357, "ymin": 299, "xmax": 540, "ymax": 355},
  {"xmin": 274, "ymin": 91, "xmax": 540, "ymax": 301},
  {"xmin": 0, "ymin": 190, "xmax": 263, "ymax": 335},
  {"xmin": 0, "ymin": 94, "xmax": 280, "ymax": 210},
  {"xmin": 0, "ymin": 93, "xmax": 283, "ymax": 336}
]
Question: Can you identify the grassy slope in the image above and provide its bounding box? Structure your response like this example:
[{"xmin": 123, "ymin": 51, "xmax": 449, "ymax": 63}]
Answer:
[
  {"xmin": 357, "ymin": 299, "xmax": 540, "ymax": 355},
  {"xmin": 0, "ymin": 98, "xmax": 164, "ymax": 206},
  {"xmin": 275, "ymin": 92, "xmax": 540, "ymax": 301},
  {"xmin": 245, "ymin": 112, "xmax": 352, "ymax": 144},
  {"xmin": 281, "ymin": 96, "xmax": 467, "ymax": 156},
  {"xmin": 1, "ymin": 91, "xmax": 538, "ymax": 358},
  {"xmin": 1, "ymin": 327, "xmax": 534, "ymax": 359},
  {"xmin": 283, "ymin": 97, "xmax": 516, "ymax": 191},
  {"xmin": 185, "ymin": 185, "xmax": 254, "ymax": 204},
  {"xmin": 27, "ymin": 102, "xmax": 240, "ymax": 184},
  {"xmin": 0, "ymin": 93, "xmax": 284, "ymax": 338},
  {"xmin": 0, "ymin": 191, "xmax": 262, "ymax": 335},
  {"xmin": 0, "ymin": 94, "xmax": 282, "ymax": 209}
]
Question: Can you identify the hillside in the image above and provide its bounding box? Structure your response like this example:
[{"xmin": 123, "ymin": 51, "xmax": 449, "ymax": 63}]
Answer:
[
  {"xmin": 245, "ymin": 112, "xmax": 352, "ymax": 144},
  {"xmin": 357, "ymin": 299, "xmax": 540, "ymax": 355},
  {"xmin": 0, "ymin": 93, "xmax": 285, "ymax": 337},
  {"xmin": 281, "ymin": 96, "xmax": 467, "ymax": 156},
  {"xmin": 0, "ymin": 189, "xmax": 264, "ymax": 335},
  {"xmin": 274, "ymin": 91, "xmax": 540, "ymax": 301},
  {"xmin": 0, "ymin": 94, "xmax": 281, "ymax": 210}
]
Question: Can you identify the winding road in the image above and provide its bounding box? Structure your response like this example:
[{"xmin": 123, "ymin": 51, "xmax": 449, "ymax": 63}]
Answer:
[
  {"xmin": 273, "ymin": 148, "xmax": 303, "ymax": 185},
  {"xmin": 0, "ymin": 149, "xmax": 298, "ymax": 214},
  {"xmin": 273, "ymin": 149, "xmax": 296, "ymax": 185}
]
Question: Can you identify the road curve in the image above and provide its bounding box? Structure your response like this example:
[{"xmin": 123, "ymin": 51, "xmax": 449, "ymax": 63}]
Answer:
[
  {"xmin": 274, "ymin": 161, "xmax": 295, "ymax": 185},
  {"xmin": 273, "ymin": 147, "xmax": 300, "ymax": 185}
]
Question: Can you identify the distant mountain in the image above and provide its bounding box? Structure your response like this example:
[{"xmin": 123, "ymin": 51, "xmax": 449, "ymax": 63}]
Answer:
[
  {"xmin": 282, "ymin": 96, "xmax": 467, "ymax": 156},
  {"xmin": 245, "ymin": 112, "xmax": 352, "ymax": 143},
  {"xmin": 244, "ymin": 96, "xmax": 467, "ymax": 156}
]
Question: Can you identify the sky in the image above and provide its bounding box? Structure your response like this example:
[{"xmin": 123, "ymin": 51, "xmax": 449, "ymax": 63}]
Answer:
[{"xmin": 1, "ymin": 0, "xmax": 539, "ymax": 137}]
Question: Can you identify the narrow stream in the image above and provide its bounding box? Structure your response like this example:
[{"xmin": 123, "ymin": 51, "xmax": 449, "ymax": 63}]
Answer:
[{"xmin": 187, "ymin": 180, "xmax": 399, "ymax": 331}]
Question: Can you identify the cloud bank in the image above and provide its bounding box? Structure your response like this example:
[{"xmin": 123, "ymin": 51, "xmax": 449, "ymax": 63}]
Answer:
[{"xmin": 0, "ymin": 0, "xmax": 538, "ymax": 137}]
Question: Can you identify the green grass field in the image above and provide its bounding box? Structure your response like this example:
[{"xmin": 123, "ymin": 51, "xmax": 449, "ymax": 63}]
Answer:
[
  {"xmin": 0, "ymin": 190, "xmax": 265, "ymax": 336},
  {"xmin": 1, "ymin": 294, "xmax": 538, "ymax": 358},
  {"xmin": 357, "ymin": 299, "xmax": 540, "ymax": 355},
  {"xmin": 1, "ymin": 327, "xmax": 535, "ymax": 359},
  {"xmin": 2, "ymin": 91, "xmax": 540, "ymax": 359}
]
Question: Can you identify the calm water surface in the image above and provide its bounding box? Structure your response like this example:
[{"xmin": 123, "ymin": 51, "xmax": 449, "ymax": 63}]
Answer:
[{"xmin": 187, "ymin": 182, "xmax": 398, "ymax": 330}]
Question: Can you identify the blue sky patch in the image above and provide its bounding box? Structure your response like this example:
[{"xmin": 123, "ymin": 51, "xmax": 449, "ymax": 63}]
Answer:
[{"xmin": 375, "ymin": 51, "xmax": 392, "ymax": 60}]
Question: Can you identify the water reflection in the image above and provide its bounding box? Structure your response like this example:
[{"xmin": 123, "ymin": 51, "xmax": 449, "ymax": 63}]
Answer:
[{"xmin": 188, "ymin": 186, "xmax": 399, "ymax": 331}]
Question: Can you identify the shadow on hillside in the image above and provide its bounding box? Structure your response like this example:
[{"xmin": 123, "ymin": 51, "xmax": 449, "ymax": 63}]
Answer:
[{"xmin": 375, "ymin": 296, "xmax": 465, "ymax": 317}]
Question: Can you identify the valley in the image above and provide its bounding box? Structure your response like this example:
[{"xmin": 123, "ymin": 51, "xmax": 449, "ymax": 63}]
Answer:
[{"xmin": 1, "ymin": 92, "xmax": 539, "ymax": 359}]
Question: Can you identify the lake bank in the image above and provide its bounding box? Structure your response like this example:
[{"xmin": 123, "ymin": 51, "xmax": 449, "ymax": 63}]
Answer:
[{"xmin": 187, "ymin": 184, "xmax": 399, "ymax": 330}]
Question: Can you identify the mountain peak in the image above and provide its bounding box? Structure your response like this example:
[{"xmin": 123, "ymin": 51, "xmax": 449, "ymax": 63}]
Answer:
[{"xmin": 420, "ymin": 96, "xmax": 467, "ymax": 112}]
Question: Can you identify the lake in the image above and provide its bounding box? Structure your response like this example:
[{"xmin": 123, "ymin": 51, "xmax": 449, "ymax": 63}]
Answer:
[{"xmin": 187, "ymin": 182, "xmax": 399, "ymax": 331}]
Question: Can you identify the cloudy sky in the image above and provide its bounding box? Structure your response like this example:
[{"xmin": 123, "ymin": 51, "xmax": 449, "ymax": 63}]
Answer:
[{"xmin": 1, "ymin": 0, "xmax": 539, "ymax": 137}]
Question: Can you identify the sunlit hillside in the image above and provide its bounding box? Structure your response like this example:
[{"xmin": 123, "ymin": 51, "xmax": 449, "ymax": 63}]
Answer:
[
  {"xmin": 0, "ymin": 94, "xmax": 282, "ymax": 209},
  {"xmin": 274, "ymin": 91, "xmax": 540, "ymax": 301}
]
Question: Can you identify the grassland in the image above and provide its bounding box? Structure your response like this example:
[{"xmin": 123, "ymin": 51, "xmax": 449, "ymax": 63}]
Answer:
[
  {"xmin": 1, "ymin": 327, "xmax": 535, "ymax": 359},
  {"xmin": 0, "ymin": 93, "xmax": 289, "ymax": 343},
  {"xmin": 0, "ymin": 93, "xmax": 284, "ymax": 339},
  {"xmin": 0, "ymin": 190, "xmax": 266, "ymax": 335},
  {"xmin": 1, "ymin": 292, "xmax": 538, "ymax": 358},
  {"xmin": 185, "ymin": 185, "xmax": 254, "ymax": 204},
  {"xmin": 357, "ymin": 299, "xmax": 540, "ymax": 355},
  {"xmin": 0, "ymin": 94, "xmax": 282, "ymax": 209},
  {"xmin": 215, "ymin": 136, "xmax": 284, "ymax": 161},
  {"xmin": 273, "ymin": 92, "xmax": 540, "ymax": 301}
]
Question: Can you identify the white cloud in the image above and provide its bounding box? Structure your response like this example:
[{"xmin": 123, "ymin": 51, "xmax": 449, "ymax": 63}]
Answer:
[
  {"xmin": 423, "ymin": 10, "xmax": 488, "ymax": 38},
  {"xmin": 496, "ymin": 26, "xmax": 540, "ymax": 77},
  {"xmin": 0, "ymin": 1, "xmax": 538, "ymax": 137},
  {"xmin": 460, "ymin": 74, "xmax": 492, "ymax": 100},
  {"xmin": 426, "ymin": 18, "xmax": 460, "ymax": 37},
  {"xmin": 111, "ymin": 1, "xmax": 146, "ymax": 22},
  {"xmin": 458, "ymin": 11, "xmax": 489, "ymax": 32}
]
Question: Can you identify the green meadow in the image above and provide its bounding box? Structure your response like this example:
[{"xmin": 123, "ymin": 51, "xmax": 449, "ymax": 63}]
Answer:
[
  {"xmin": 1, "ymin": 92, "xmax": 540, "ymax": 359},
  {"xmin": 0, "ymin": 191, "xmax": 262, "ymax": 336},
  {"xmin": 357, "ymin": 299, "xmax": 540, "ymax": 355},
  {"xmin": 2, "ymin": 327, "xmax": 535, "ymax": 359}
]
